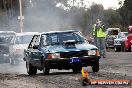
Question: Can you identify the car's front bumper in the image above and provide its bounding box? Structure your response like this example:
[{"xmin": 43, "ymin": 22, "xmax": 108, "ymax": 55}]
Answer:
[
  {"xmin": 106, "ymin": 41, "xmax": 114, "ymax": 48},
  {"xmin": 114, "ymin": 44, "xmax": 121, "ymax": 48},
  {"xmin": 44, "ymin": 56, "xmax": 101, "ymax": 69}
]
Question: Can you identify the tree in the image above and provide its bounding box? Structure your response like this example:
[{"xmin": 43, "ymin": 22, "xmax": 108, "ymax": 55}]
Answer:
[
  {"xmin": 81, "ymin": 3, "xmax": 104, "ymax": 35},
  {"xmin": 103, "ymin": 9, "xmax": 121, "ymax": 28},
  {"xmin": 119, "ymin": 0, "xmax": 132, "ymax": 28}
]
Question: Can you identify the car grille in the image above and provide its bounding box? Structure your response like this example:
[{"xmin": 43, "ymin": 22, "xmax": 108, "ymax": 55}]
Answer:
[
  {"xmin": 60, "ymin": 50, "xmax": 88, "ymax": 58},
  {"xmin": 114, "ymin": 40, "xmax": 121, "ymax": 44}
]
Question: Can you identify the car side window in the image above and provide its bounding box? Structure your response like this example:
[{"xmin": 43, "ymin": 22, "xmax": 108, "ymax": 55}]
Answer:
[
  {"xmin": 118, "ymin": 33, "xmax": 125, "ymax": 38},
  {"xmin": 28, "ymin": 35, "xmax": 40, "ymax": 49},
  {"xmin": 122, "ymin": 34, "xmax": 125, "ymax": 38},
  {"xmin": 40, "ymin": 35, "xmax": 47, "ymax": 46},
  {"xmin": 118, "ymin": 33, "xmax": 121, "ymax": 38}
]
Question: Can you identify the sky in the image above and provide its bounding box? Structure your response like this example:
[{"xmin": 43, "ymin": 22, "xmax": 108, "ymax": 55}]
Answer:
[
  {"xmin": 87, "ymin": 0, "xmax": 120, "ymax": 9},
  {"xmin": 67, "ymin": 0, "xmax": 123, "ymax": 9}
]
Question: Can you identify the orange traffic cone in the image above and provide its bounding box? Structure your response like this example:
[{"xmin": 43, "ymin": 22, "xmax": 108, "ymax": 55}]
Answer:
[{"xmin": 81, "ymin": 67, "xmax": 91, "ymax": 86}]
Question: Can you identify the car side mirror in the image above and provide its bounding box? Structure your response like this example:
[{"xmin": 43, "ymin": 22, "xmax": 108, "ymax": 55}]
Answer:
[{"xmin": 33, "ymin": 45, "xmax": 39, "ymax": 49}]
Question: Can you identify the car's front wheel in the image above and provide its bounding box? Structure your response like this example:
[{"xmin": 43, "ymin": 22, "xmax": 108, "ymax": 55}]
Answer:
[
  {"xmin": 26, "ymin": 62, "xmax": 37, "ymax": 75},
  {"xmin": 43, "ymin": 63, "xmax": 50, "ymax": 75},
  {"xmin": 91, "ymin": 61, "xmax": 99, "ymax": 72},
  {"xmin": 121, "ymin": 42, "xmax": 125, "ymax": 52},
  {"xmin": 114, "ymin": 47, "xmax": 121, "ymax": 52}
]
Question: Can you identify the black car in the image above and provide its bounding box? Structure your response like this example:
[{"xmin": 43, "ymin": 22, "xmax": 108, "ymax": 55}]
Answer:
[{"xmin": 24, "ymin": 30, "xmax": 101, "ymax": 75}]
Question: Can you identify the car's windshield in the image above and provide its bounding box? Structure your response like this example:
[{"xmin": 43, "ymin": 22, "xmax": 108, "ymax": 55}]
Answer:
[
  {"xmin": 107, "ymin": 30, "xmax": 119, "ymax": 35},
  {"xmin": 118, "ymin": 32, "xmax": 128, "ymax": 38},
  {"xmin": 42, "ymin": 32, "xmax": 85, "ymax": 45},
  {"xmin": 0, "ymin": 35, "xmax": 14, "ymax": 44},
  {"xmin": 15, "ymin": 35, "xmax": 33, "ymax": 44},
  {"xmin": 123, "ymin": 33, "xmax": 128, "ymax": 37}
]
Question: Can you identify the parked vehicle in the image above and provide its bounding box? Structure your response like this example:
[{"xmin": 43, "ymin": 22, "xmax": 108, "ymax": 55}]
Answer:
[
  {"xmin": 123, "ymin": 26, "xmax": 132, "ymax": 52},
  {"xmin": 105, "ymin": 28, "xmax": 121, "ymax": 48},
  {"xmin": 10, "ymin": 32, "xmax": 39, "ymax": 65},
  {"xmin": 114, "ymin": 32, "xmax": 128, "ymax": 52},
  {"xmin": 24, "ymin": 30, "xmax": 101, "ymax": 75},
  {"xmin": 0, "ymin": 31, "xmax": 16, "ymax": 63}
]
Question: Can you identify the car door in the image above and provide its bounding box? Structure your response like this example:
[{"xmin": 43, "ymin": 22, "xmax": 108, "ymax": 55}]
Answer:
[{"xmin": 28, "ymin": 35, "xmax": 44, "ymax": 67}]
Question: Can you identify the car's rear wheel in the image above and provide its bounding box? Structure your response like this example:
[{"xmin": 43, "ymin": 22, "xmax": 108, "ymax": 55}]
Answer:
[
  {"xmin": 26, "ymin": 62, "xmax": 37, "ymax": 75},
  {"xmin": 91, "ymin": 61, "xmax": 99, "ymax": 72}
]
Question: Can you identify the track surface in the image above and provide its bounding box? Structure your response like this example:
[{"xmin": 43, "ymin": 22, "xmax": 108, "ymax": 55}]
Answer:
[{"xmin": 0, "ymin": 52, "xmax": 132, "ymax": 88}]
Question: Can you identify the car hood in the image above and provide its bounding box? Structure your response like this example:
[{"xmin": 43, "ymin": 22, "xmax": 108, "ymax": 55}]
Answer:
[
  {"xmin": 114, "ymin": 37, "xmax": 127, "ymax": 41},
  {"xmin": 13, "ymin": 44, "xmax": 29, "ymax": 50},
  {"xmin": 42, "ymin": 43, "xmax": 98, "ymax": 53},
  {"xmin": 106, "ymin": 35, "xmax": 118, "ymax": 39}
]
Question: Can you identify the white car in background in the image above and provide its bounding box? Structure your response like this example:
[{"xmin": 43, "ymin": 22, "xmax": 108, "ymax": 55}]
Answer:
[
  {"xmin": 105, "ymin": 28, "xmax": 121, "ymax": 48},
  {"xmin": 114, "ymin": 32, "xmax": 128, "ymax": 52},
  {"xmin": 10, "ymin": 32, "xmax": 39, "ymax": 64}
]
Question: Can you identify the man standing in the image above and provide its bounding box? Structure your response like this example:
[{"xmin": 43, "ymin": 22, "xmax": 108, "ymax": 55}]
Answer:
[{"xmin": 93, "ymin": 19, "xmax": 106, "ymax": 58}]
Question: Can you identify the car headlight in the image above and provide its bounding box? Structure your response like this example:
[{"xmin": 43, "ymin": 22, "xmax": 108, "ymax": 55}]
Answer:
[
  {"xmin": 88, "ymin": 50, "xmax": 100, "ymax": 56},
  {"xmin": 88, "ymin": 50, "xmax": 96, "ymax": 55},
  {"xmin": 48, "ymin": 53, "xmax": 60, "ymax": 59}
]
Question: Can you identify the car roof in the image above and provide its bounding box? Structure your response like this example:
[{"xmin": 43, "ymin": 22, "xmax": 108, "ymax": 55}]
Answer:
[
  {"xmin": 107, "ymin": 28, "xmax": 120, "ymax": 30},
  {"xmin": 41, "ymin": 30, "xmax": 80, "ymax": 35},
  {"xmin": 16, "ymin": 32, "xmax": 39, "ymax": 36},
  {"xmin": 0, "ymin": 31, "xmax": 16, "ymax": 33},
  {"xmin": 120, "ymin": 32, "xmax": 128, "ymax": 33}
]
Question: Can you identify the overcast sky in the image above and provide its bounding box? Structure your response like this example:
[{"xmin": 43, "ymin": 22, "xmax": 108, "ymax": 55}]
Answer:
[
  {"xmin": 72, "ymin": 0, "xmax": 123, "ymax": 9},
  {"xmin": 57, "ymin": 0, "xmax": 124, "ymax": 10},
  {"xmin": 88, "ymin": 0, "xmax": 120, "ymax": 9}
]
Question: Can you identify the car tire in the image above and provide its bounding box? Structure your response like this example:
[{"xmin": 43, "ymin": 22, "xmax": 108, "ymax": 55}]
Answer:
[
  {"xmin": 114, "ymin": 47, "xmax": 121, "ymax": 52},
  {"xmin": 121, "ymin": 43, "xmax": 125, "ymax": 52},
  {"xmin": 10, "ymin": 55, "xmax": 15, "ymax": 65},
  {"xmin": 43, "ymin": 63, "xmax": 50, "ymax": 75},
  {"xmin": 10, "ymin": 59, "xmax": 15, "ymax": 65},
  {"xmin": 128, "ymin": 44, "xmax": 132, "ymax": 52},
  {"xmin": 91, "ymin": 61, "xmax": 99, "ymax": 72},
  {"xmin": 26, "ymin": 62, "xmax": 37, "ymax": 75}
]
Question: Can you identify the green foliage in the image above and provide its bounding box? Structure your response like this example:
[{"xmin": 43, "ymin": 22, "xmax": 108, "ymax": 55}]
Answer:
[
  {"xmin": 119, "ymin": 0, "xmax": 132, "ymax": 28},
  {"xmin": 81, "ymin": 4, "xmax": 122, "ymax": 36},
  {"xmin": 103, "ymin": 9, "xmax": 121, "ymax": 27}
]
